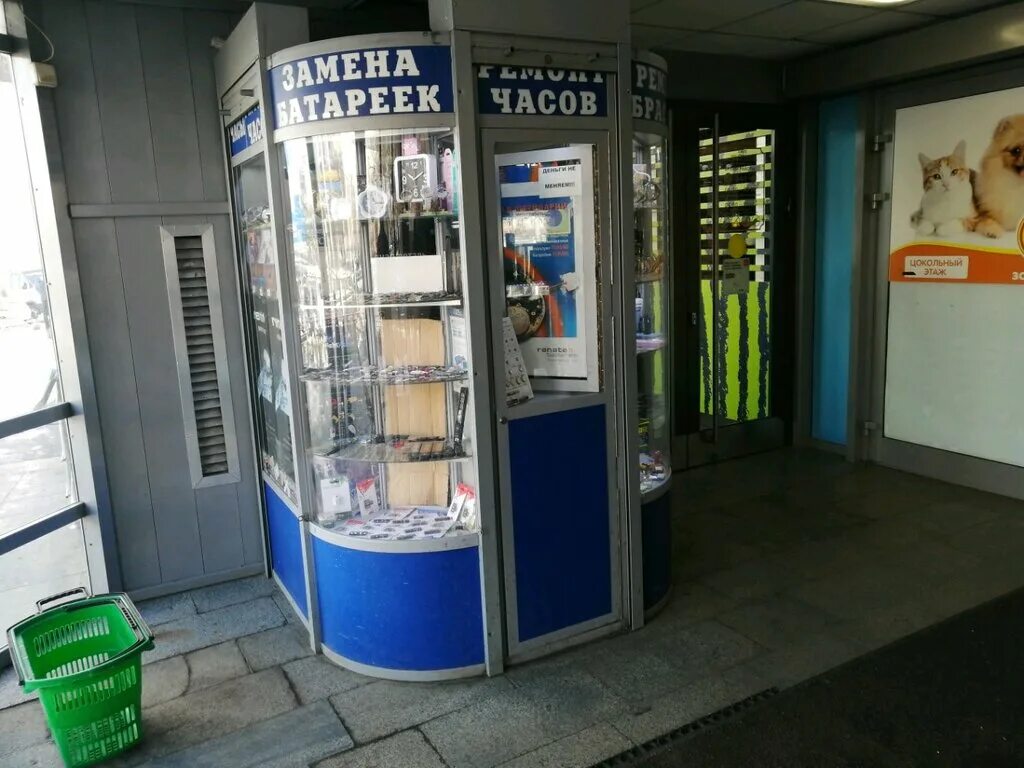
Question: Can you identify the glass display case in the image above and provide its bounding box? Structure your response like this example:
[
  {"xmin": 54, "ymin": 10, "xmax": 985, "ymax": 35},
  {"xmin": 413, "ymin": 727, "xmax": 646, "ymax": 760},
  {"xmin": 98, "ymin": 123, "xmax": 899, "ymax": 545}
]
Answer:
[
  {"xmin": 233, "ymin": 154, "xmax": 298, "ymax": 502},
  {"xmin": 278, "ymin": 127, "xmax": 480, "ymax": 541},
  {"xmin": 633, "ymin": 133, "xmax": 670, "ymax": 498}
]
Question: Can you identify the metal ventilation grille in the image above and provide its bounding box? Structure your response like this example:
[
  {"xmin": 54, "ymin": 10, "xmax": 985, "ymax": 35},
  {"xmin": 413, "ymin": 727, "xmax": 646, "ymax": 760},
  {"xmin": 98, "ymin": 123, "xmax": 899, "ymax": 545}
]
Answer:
[
  {"xmin": 175, "ymin": 235, "xmax": 229, "ymax": 476},
  {"xmin": 160, "ymin": 225, "xmax": 239, "ymax": 489}
]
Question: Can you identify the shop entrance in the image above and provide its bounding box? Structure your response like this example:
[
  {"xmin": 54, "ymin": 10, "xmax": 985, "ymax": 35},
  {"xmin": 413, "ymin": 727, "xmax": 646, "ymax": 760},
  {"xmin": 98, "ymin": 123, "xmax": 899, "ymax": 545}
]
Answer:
[
  {"xmin": 671, "ymin": 104, "xmax": 797, "ymax": 468},
  {"xmin": 480, "ymin": 129, "xmax": 624, "ymax": 661}
]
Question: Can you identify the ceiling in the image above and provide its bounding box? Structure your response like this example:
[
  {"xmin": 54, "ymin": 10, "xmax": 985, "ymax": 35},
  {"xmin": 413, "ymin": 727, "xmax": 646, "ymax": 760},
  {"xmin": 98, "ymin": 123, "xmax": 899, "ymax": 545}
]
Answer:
[{"xmin": 632, "ymin": 0, "xmax": 1017, "ymax": 60}]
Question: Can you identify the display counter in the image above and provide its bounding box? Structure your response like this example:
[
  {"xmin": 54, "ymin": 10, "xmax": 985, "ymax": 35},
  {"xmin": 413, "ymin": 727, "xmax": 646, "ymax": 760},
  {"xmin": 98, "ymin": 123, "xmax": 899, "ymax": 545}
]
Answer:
[
  {"xmin": 632, "ymin": 52, "xmax": 673, "ymax": 615},
  {"xmin": 217, "ymin": 4, "xmax": 669, "ymax": 681}
]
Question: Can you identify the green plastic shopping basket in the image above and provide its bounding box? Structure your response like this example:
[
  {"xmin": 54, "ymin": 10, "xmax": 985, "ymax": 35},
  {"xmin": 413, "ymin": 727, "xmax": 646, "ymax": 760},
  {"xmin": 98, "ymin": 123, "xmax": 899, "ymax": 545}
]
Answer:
[{"xmin": 6, "ymin": 587, "xmax": 155, "ymax": 768}]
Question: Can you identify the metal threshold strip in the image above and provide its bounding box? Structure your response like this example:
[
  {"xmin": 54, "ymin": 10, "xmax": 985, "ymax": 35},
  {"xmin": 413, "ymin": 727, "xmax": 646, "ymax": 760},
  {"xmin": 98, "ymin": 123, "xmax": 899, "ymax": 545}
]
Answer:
[{"xmin": 593, "ymin": 688, "xmax": 780, "ymax": 767}]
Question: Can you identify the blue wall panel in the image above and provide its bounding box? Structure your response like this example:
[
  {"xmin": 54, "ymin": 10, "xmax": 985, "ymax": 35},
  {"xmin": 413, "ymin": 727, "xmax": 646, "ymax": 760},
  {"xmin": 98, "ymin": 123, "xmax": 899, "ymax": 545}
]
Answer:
[
  {"xmin": 265, "ymin": 482, "xmax": 307, "ymax": 616},
  {"xmin": 508, "ymin": 405, "xmax": 612, "ymax": 643},
  {"xmin": 313, "ymin": 538, "xmax": 484, "ymax": 671},
  {"xmin": 813, "ymin": 96, "xmax": 859, "ymax": 446}
]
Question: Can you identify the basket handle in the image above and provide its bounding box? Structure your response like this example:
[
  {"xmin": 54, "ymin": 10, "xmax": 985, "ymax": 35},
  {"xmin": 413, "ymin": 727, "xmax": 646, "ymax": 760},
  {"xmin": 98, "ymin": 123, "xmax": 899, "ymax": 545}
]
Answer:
[{"xmin": 35, "ymin": 586, "xmax": 91, "ymax": 612}]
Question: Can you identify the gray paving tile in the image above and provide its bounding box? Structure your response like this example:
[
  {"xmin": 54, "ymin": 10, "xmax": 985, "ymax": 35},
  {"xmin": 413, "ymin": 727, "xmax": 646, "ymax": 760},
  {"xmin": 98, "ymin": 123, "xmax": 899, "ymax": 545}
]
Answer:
[
  {"xmin": 238, "ymin": 624, "xmax": 313, "ymax": 672},
  {"xmin": 315, "ymin": 729, "xmax": 444, "ymax": 768},
  {"xmin": 947, "ymin": 516, "xmax": 1024, "ymax": 561},
  {"xmin": 0, "ymin": 701, "xmax": 49, "ymax": 758},
  {"xmin": 744, "ymin": 629, "xmax": 866, "ymax": 689},
  {"xmin": 900, "ymin": 500, "xmax": 1002, "ymax": 536},
  {"xmin": 613, "ymin": 663, "xmax": 770, "ymax": 745},
  {"xmin": 499, "ymin": 722, "xmax": 631, "ymax": 768},
  {"xmin": 2, "ymin": 741, "xmax": 63, "ymax": 768},
  {"xmin": 649, "ymin": 619, "xmax": 764, "ymax": 683},
  {"xmin": 185, "ymin": 641, "xmax": 250, "ymax": 693},
  {"xmin": 423, "ymin": 662, "xmax": 629, "ymax": 768},
  {"xmin": 716, "ymin": 593, "xmax": 842, "ymax": 650},
  {"xmin": 283, "ymin": 656, "xmax": 371, "ymax": 704},
  {"xmin": 134, "ymin": 700, "xmax": 351, "ymax": 768},
  {"xmin": 107, "ymin": 669, "xmax": 298, "ymax": 767},
  {"xmin": 190, "ymin": 576, "xmax": 277, "ymax": 613},
  {"xmin": 0, "ymin": 665, "xmax": 36, "ymax": 711},
  {"xmin": 774, "ymin": 536, "xmax": 872, "ymax": 580},
  {"xmin": 700, "ymin": 556, "xmax": 805, "ymax": 602},
  {"xmin": 790, "ymin": 563, "xmax": 939, "ymax": 624},
  {"xmin": 579, "ymin": 642, "xmax": 684, "ymax": 705},
  {"xmin": 137, "ymin": 593, "xmax": 196, "ymax": 628},
  {"xmin": 144, "ymin": 597, "xmax": 285, "ymax": 664},
  {"xmin": 329, "ymin": 674, "xmax": 511, "ymax": 744},
  {"xmin": 142, "ymin": 656, "xmax": 189, "ymax": 709},
  {"xmin": 654, "ymin": 582, "xmax": 736, "ymax": 628}
]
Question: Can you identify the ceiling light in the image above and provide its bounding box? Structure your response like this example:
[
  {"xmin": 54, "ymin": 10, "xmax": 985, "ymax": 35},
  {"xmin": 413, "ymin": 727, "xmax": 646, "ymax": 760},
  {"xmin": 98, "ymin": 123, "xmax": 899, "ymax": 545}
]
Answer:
[{"xmin": 819, "ymin": 0, "xmax": 921, "ymax": 6}]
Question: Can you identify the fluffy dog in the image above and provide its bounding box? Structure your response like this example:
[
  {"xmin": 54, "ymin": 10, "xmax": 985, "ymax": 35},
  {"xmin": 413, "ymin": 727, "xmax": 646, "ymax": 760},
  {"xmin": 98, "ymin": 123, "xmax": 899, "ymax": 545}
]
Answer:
[{"xmin": 973, "ymin": 114, "xmax": 1024, "ymax": 238}]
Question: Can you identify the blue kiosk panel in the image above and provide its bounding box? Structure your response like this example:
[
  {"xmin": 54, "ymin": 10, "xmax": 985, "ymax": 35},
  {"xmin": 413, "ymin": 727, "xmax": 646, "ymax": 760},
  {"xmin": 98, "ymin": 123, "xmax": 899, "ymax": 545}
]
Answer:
[
  {"xmin": 313, "ymin": 535, "xmax": 485, "ymax": 672},
  {"xmin": 641, "ymin": 491, "xmax": 672, "ymax": 611},
  {"xmin": 508, "ymin": 404, "xmax": 612, "ymax": 643},
  {"xmin": 265, "ymin": 482, "xmax": 307, "ymax": 617}
]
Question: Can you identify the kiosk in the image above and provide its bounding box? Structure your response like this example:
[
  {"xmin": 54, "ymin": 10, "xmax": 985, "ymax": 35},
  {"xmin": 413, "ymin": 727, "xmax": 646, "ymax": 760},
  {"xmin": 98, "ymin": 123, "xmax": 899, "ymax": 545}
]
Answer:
[
  {"xmin": 215, "ymin": 1, "xmax": 669, "ymax": 680},
  {"xmin": 630, "ymin": 53, "xmax": 673, "ymax": 615}
]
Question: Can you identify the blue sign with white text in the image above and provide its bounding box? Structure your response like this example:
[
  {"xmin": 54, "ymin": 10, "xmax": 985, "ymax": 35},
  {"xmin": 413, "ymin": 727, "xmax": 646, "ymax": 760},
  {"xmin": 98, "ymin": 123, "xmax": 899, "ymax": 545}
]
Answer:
[
  {"xmin": 268, "ymin": 45, "xmax": 454, "ymax": 129},
  {"xmin": 477, "ymin": 65, "xmax": 608, "ymax": 117},
  {"xmin": 228, "ymin": 104, "xmax": 264, "ymax": 157},
  {"xmin": 632, "ymin": 60, "xmax": 667, "ymax": 124}
]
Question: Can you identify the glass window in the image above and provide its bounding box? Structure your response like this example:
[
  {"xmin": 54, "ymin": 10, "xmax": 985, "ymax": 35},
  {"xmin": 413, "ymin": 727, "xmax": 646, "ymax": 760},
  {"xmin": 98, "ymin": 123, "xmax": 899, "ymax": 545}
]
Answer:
[
  {"xmin": 0, "ymin": 520, "xmax": 88, "ymax": 641},
  {"xmin": 280, "ymin": 128, "xmax": 479, "ymax": 539},
  {"xmin": 0, "ymin": 422, "xmax": 77, "ymax": 538},
  {"xmin": 234, "ymin": 155, "xmax": 298, "ymax": 502},
  {"xmin": 0, "ymin": 49, "xmax": 88, "ymax": 647},
  {"xmin": 633, "ymin": 134, "xmax": 670, "ymax": 495},
  {"xmin": 698, "ymin": 128, "xmax": 773, "ymax": 426},
  {"xmin": 496, "ymin": 145, "xmax": 601, "ymax": 391},
  {"xmin": 0, "ymin": 54, "xmax": 63, "ymax": 419}
]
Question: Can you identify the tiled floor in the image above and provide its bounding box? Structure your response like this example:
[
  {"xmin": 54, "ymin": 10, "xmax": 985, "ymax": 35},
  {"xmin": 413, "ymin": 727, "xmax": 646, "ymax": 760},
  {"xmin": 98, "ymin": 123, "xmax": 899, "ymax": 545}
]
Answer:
[{"xmin": 3, "ymin": 448, "xmax": 1024, "ymax": 767}]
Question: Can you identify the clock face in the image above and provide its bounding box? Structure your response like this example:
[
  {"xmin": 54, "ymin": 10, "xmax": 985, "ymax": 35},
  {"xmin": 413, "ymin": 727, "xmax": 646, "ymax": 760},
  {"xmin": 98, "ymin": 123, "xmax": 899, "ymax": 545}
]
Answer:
[{"xmin": 398, "ymin": 157, "xmax": 431, "ymax": 202}]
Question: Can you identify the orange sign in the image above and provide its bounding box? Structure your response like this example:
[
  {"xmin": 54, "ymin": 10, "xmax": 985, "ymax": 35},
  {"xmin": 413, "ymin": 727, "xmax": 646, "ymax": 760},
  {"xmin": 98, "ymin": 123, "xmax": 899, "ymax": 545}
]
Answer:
[{"xmin": 889, "ymin": 242, "xmax": 1024, "ymax": 285}]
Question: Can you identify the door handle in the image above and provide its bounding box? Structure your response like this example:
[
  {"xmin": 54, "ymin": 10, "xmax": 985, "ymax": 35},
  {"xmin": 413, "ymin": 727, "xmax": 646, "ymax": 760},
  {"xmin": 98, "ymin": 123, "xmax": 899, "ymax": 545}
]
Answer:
[{"xmin": 499, "ymin": 416, "xmax": 508, "ymax": 425}]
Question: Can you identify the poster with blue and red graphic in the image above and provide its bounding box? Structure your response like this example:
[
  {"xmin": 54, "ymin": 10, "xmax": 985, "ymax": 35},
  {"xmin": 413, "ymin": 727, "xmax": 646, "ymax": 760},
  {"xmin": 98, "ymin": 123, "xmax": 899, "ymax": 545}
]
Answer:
[{"xmin": 497, "ymin": 146, "xmax": 598, "ymax": 390}]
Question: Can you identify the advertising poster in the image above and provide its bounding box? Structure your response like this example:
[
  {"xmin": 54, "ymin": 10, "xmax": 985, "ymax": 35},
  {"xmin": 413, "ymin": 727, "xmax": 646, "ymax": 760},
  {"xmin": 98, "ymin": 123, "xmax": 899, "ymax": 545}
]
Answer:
[
  {"xmin": 884, "ymin": 86, "xmax": 1024, "ymax": 469},
  {"xmin": 889, "ymin": 87, "xmax": 1024, "ymax": 285},
  {"xmin": 496, "ymin": 146, "xmax": 598, "ymax": 388}
]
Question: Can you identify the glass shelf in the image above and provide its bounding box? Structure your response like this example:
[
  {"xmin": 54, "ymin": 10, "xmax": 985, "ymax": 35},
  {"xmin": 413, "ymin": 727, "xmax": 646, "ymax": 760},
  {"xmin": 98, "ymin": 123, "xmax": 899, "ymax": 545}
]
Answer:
[
  {"xmin": 633, "ymin": 132, "xmax": 670, "ymax": 499},
  {"xmin": 300, "ymin": 364, "xmax": 468, "ymax": 386},
  {"xmin": 280, "ymin": 125, "xmax": 479, "ymax": 534},
  {"xmin": 312, "ymin": 438, "xmax": 469, "ymax": 464},
  {"xmin": 636, "ymin": 335, "xmax": 666, "ymax": 354},
  {"xmin": 299, "ymin": 291, "xmax": 463, "ymax": 310}
]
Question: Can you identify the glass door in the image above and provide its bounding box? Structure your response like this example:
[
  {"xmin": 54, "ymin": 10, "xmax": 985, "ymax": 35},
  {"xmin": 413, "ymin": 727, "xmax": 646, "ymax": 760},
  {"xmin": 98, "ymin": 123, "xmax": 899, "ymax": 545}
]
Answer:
[
  {"xmin": 674, "ymin": 106, "xmax": 795, "ymax": 466},
  {"xmin": 1, "ymin": 4, "xmax": 108, "ymax": 656}
]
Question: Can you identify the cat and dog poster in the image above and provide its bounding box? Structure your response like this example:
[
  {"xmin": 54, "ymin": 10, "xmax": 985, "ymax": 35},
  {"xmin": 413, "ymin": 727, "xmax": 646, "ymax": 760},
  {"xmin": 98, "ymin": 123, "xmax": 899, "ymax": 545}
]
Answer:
[{"xmin": 889, "ymin": 86, "xmax": 1024, "ymax": 285}]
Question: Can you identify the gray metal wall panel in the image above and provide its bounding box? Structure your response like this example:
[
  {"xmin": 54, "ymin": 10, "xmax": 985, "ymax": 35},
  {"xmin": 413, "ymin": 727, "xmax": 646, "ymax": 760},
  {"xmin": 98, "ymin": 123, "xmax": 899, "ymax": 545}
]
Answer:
[
  {"xmin": 208, "ymin": 214, "xmax": 263, "ymax": 566},
  {"xmin": 41, "ymin": 0, "xmax": 263, "ymax": 594},
  {"xmin": 85, "ymin": 1, "xmax": 159, "ymax": 203},
  {"xmin": 136, "ymin": 5, "xmax": 205, "ymax": 202},
  {"xmin": 119, "ymin": 216, "xmax": 205, "ymax": 582},
  {"xmin": 184, "ymin": 10, "xmax": 234, "ymax": 203},
  {"xmin": 71, "ymin": 218, "xmax": 161, "ymax": 590},
  {"xmin": 40, "ymin": 0, "xmax": 110, "ymax": 204}
]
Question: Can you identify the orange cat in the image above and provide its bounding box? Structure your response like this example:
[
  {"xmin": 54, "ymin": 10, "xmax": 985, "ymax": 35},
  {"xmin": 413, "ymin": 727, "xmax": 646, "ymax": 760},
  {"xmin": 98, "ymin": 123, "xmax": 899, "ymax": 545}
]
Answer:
[{"xmin": 973, "ymin": 114, "xmax": 1024, "ymax": 238}]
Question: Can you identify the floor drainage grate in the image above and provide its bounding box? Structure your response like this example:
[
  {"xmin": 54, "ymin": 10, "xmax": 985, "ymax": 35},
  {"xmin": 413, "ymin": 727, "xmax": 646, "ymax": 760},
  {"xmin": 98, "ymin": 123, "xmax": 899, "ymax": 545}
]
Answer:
[{"xmin": 593, "ymin": 687, "xmax": 780, "ymax": 767}]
